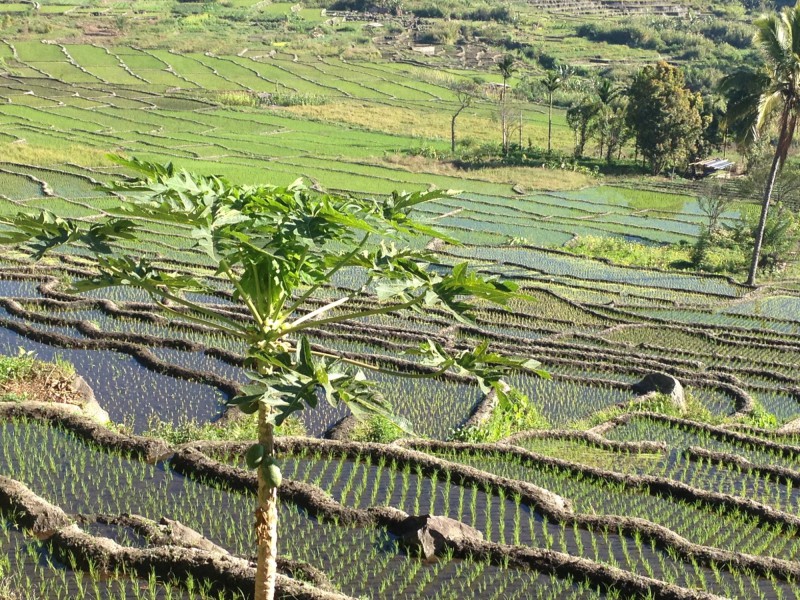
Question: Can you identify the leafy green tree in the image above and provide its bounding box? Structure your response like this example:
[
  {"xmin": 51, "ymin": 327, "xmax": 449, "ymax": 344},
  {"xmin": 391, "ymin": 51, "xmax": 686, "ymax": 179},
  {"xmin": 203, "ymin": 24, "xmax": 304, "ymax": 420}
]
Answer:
[
  {"xmin": 541, "ymin": 70, "xmax": 563, "ymax": 154},
  {"xmin": 588, "ymin": 79, "xmax": 629, "ymax": 164},
  {"xmin": 594, "ymin": 78, "xmax": 618, "ymax": 158},
  {"xmin": 626, "ymin": 61, "xmax": 705, "ymax": 175},
  {"xmin": 566, "ymin": 96, "xmax": 598, "ymax": 158},
  {"xmin": 0, "ymin": 158, "xmax": 546, "ymax": 600},
  {"xmin": 718, "ymin": 3, "xmax": 800, "ymax": 285},
  {"xmin": 497, "ymin": 55, "xmax": 517, "ymax": 154},
  {"xmin": 696, "ymin": 94, "xmax": 727, "ymax": 160},
  {"xmin": 597, "ymin": 97, "xmax": 630, "ymax": 164}
]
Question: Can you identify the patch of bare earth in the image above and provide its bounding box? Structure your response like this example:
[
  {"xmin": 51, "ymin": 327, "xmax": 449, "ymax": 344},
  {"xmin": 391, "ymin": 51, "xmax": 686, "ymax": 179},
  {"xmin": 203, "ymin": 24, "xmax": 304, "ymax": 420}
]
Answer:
[{"xmin": 1, "ymin": 363, "xmax": 81, "ymax": 405}]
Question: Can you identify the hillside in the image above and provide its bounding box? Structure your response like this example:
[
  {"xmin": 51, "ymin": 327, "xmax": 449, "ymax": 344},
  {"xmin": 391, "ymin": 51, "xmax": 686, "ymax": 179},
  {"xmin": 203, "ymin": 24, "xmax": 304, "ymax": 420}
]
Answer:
[{"xmin": 2, "ymin": 1, "xmax": 800, "ymax": 599}]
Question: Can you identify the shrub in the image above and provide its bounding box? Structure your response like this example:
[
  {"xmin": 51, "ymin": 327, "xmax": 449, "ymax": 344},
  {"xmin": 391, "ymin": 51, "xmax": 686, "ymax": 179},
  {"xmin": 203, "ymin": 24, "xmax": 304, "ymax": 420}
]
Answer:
[
  {"xmin": 145, "ymin": 415, "xmax": 306, "ymax": 444},
  {"xmin": 350, "ymin": 415, "xmax": 404, "ymax": 443},
  {"xmin": 576, "ymin": 22, "xmax": 662, "ymax": 50},
  {"xmin": 416, "ymin": 21, "xmax": 461, "ymax": 45},
  {"xmin": 451, "ymin": 389, "xmax": 549, "ymax": 443},
  {"xmin": 730, "ymin": 203, "xmax": 800, "ymax": 272},
  {"xmin": 565, "ymin": 235, "xmax": 691, "ymax": 270},
  {"xmin": 463, "ymin": 6, "xmax": 514, "ymax": 23},
  {"xmin": 0, "ymin": 352, "xmax": 35, "ymax": 384},
  {"xmin": 584, "ymin": 390, "xmax": 718, "ymax": 428},
  {"xmin": 411, "ymin": 6, "xmax": 444, "ymax": 18},
  {"xmin": 700, "ymin": 21, "xmax": 753, "ymax": 49},
  {"xmin": 743, "ymin": 400, "xmax": 779, "ymax": 429}
]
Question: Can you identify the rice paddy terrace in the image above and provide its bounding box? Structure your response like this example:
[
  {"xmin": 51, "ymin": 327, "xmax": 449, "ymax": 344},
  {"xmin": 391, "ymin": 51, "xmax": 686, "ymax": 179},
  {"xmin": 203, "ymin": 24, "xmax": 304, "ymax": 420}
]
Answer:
[{"xmin": 1, "ymin": 23, "xmax": 800, "ymax": 600}]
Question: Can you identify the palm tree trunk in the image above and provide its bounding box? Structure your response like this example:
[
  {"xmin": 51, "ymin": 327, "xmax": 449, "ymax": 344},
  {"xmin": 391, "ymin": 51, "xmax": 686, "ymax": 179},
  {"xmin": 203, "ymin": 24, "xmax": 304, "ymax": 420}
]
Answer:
[
  {"xmin": 254, "ymin": 405, "xmax": 278, "ymax": 600},
  {"xmin": 501, "ymin": 81, "xmax": 507, "ymax": 154},
  {"xmin": 746, "ymin": 143, "xmax": 783, "ymax": 286}
]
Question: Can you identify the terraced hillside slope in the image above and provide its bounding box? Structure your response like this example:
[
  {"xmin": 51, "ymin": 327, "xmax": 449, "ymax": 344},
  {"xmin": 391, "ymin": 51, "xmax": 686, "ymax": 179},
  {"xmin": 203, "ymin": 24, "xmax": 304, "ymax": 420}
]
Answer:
[{"xmin": 2, "ymin": 1, "xmax": 800, "ymax": 599}]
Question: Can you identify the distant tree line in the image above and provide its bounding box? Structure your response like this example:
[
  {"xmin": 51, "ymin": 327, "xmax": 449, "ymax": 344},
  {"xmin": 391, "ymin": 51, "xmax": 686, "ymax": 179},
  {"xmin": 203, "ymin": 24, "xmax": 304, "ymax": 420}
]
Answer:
[{"xmin": 565, "ymin": 61, "xmax": 716, "ymax": 176}]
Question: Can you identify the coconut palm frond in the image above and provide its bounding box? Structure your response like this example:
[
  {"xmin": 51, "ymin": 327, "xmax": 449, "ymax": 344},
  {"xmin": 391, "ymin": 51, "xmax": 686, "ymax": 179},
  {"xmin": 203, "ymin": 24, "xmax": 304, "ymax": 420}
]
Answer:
[
  {"xmin": 718, "ymin": 67, "xmax": 771, "ymax": 144},
  {"xmin": 757, "ymin": 89, "xmax": 786, "ymax": 131},
  {"xmin": 755, "ymin": 13, "xmax": 792, "ymax": 68}
]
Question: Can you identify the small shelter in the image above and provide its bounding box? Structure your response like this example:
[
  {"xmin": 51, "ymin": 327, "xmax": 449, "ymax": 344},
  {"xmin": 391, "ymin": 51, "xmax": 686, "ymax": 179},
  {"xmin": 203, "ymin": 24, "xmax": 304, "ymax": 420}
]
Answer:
[{"xmin": 690, "ymin": 158, "xmax": 734, "ymax": 178}]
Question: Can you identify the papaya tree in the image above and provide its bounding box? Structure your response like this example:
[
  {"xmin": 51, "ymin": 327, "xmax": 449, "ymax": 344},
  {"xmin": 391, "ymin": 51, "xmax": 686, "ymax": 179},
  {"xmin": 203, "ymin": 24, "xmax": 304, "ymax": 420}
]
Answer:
[{"xmin": 0, "ymin": 158, "xmax": 546, "ymax": 600}]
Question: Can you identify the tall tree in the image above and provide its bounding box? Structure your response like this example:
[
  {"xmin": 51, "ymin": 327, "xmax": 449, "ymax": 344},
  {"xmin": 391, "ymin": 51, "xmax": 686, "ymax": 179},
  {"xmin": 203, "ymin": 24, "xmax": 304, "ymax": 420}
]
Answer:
[
  {"xmin": 450, "ymin": 82, "xmax": 477, "ymax": 153},
  {"xmin": 719, "ymin": 66, "xmax": 772, "ymax": 153},
  {"xmin": 0, "ymin": 158, "xmax": 546, "ymax": 600},
  {"xmin": 720, "ymin": 3, "xmax": 800, "ymax": 285},
  {"xmin": 594, "ymin": 96, "xmax": 630, "ymax": 164},
  {"xmin": 566, "ymin": 96, "xmax": 598, "ymax": 158},
  {"xmin": 626, "ymin": 61, "xmax": 705, "ymax": 175},
  {"xmin": 594, "ymin": 78, "xmax": 618, "ymax": 158},
  {"xmin": 497, "ymin": 55, "xmax": 517, "ymax": 154},
  {"xmin": 542, "ymin": 70, "xmax": 563, "ymax": 154}
]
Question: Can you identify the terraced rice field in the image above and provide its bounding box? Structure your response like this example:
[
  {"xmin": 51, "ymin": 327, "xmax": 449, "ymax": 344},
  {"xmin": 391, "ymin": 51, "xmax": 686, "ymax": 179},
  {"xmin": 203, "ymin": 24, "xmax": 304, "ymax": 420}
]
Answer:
[{"xmin": 1, "ymin": 37, "xmax": 799, "ymax": 600}]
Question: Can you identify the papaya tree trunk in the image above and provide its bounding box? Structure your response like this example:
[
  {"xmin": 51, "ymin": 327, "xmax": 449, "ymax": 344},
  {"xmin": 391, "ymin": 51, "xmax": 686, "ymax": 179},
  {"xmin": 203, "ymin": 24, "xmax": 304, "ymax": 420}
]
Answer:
[
  {"xmin": 255, "ymin": 404, "xmax": 278, "ymax": 600},
  {"xmin": 746, "ymin": 141, "xmax": 783, "ymax": 286}
]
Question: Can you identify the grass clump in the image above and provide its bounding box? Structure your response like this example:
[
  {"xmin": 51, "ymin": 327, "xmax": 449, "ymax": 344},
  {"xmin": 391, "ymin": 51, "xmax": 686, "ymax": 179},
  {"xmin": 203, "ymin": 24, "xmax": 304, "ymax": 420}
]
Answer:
[
  {"xmin": 739, "ymin": 400, "xmax": 779, "ymax": 430},
  {"xmin": 146, "ymin": 415, "xmax": 306, "ymax": 444},
  {"xmin": 0, "ymin": 554, "xmax": 17, "ymax": 600},
  {"xmin": 0, "ymin": 350, "xmax": 76, "ymax": 404},
  {"xmin": 578, "ymin": 390, "xmax": 717, "ymax": 429},
  {"xmin": 0, "ymin": 351, "xmax": 36, "ymax": 385},
  {"xmin": 563, "ymin": 236, "xmax": 692, "ymax": 269},
  {"xmin": 0, "ymin": 142, "xmax": 114, "ymax": 167},
  {"xmin": 452, "ymin": 390, "xmax": 549, "ymax": 443},
  {"xmin": 350, "ymin": 414, "xmax": 405, "ymax": 443},
  {"xmin": 0, "ymin": 578, "xmax": 16, "ymax": 600}
]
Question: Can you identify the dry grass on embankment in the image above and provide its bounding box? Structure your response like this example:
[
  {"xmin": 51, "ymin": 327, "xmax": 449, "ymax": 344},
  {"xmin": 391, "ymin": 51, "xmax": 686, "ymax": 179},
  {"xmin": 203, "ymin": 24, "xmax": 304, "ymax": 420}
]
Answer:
[{"xmin": 376, "ymin": 154, "xmax": 595, "ymax": 191}]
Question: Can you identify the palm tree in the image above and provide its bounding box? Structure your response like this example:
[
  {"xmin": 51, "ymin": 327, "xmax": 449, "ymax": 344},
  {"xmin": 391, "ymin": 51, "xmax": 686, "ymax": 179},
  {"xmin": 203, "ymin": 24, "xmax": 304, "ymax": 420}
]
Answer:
[
  {"xmin": 595, "ymin": 78, "xmax": 618, "ymax": 157},
  {"xmin": 497, "ymin": 55, "xmax": 517, "ymax": 154},
  {"xmin": 719, "ymin": 66, "xmax": 771, "ymax": 153},
  {"xmin": 722, "ymin": 3, "xmax": 800, "ymax": 286},
  {"xmin": 542, "ymin": 70, "xmax": 563, "ymax": 154}
]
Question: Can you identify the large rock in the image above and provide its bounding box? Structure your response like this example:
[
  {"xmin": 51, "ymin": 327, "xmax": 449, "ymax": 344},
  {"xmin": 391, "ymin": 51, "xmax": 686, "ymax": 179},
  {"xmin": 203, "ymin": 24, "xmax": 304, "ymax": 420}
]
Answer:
[
  {"xmin": 395, "ymin": 515, "xmax": 484, "ymax": 559},
  {"xmin": 779, "ymin": 418, "xmax": 800, "ymax": 434},
  {"xmin": 632, "ymin": 373, "xmax": 685, "ymax": 411},
  {"xmin": 323, "ymin": 415, "xmax": 358, "ymax": 441},
  {"xmin": 72, "ymin": 375, "xmax": 110, "ymax": 424}
]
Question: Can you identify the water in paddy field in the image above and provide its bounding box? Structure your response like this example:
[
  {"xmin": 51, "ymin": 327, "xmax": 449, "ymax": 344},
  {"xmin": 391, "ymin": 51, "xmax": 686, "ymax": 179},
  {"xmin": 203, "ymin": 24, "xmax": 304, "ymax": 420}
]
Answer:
[
  {"xmin": 0, "ymin": 419, "xmax": 616, "ymax": 600},
  {"xmin": 0, "ymin": 278, "xmax": 43, "ymax": 298},
  {"xmin": 0, "ymin": 321, "xmax": 227, "ymax": 433}
]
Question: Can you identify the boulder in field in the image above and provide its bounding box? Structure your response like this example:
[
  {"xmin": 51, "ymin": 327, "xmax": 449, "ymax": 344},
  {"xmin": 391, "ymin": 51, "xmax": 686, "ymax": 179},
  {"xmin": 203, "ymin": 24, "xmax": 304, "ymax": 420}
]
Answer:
[
  {"xmin": 395, "ymin": 515, "xmax": 484, "ymax": 559},
  {"xmin": 632, "ymin": 372, "xmax": 685, "ymax": 411}
]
